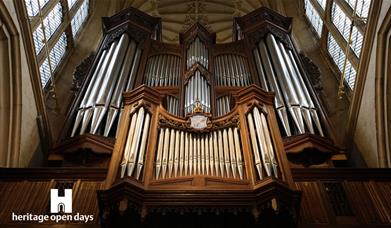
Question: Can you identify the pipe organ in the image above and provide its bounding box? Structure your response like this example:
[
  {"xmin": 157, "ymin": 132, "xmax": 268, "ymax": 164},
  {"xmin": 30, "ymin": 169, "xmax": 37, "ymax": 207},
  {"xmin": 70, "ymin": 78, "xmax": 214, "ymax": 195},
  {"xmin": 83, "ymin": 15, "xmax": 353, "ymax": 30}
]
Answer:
[
  {"xmin": 144, "ymin": 54, "xmax": 181, "ymax": 87},
  {"xmin": 186, "ymin": 37, "xmax": 209, "ymax": 69},
  {"xmin": 50, "ymin": 7, "xmax": 346, "ymax": 227},
  {"xmin": 214, "ymin": 54, "xmax": 251, "ymax": 87},
  {"xmin": 154, "ymin": 125, "xmax": 244, "ymax": 180},
  {"xmin": 216, "ymin": 95, "xmax": 231, "ymax": 117},
  {"xmin": 252, "ymin": 34, "xmax": 324, "ymax": 137},
  {"xmin": 184, "ymin": 70, "xmax": 211, "ymax": 114},
  {"xmin": 70, "ymin": 33, "xmax": 142, "ymax": 138}
]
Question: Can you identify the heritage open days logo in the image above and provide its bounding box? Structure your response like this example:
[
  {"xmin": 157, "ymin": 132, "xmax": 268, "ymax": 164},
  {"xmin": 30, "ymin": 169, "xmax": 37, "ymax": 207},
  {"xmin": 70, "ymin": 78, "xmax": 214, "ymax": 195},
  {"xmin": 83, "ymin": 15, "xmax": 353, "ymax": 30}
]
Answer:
[{"xmin": 11, "ymin": 189, "xmax": 94, "ymax": 223}]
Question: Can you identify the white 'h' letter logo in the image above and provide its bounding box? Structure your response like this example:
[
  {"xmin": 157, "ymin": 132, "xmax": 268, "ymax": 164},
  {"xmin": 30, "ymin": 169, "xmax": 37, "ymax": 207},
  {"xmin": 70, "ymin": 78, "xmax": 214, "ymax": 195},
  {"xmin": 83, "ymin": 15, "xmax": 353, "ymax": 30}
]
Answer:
[{"xmin": 50, "ymin": 189, "xmax": 72, "ymax": 213}]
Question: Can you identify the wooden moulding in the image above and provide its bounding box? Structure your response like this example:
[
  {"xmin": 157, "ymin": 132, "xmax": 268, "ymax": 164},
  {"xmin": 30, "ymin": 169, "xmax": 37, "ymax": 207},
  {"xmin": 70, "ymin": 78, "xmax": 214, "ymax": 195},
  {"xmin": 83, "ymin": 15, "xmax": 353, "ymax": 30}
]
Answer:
[
  {"xmin": 101, "ymin": 7, "xmax": 161, "ymax": 35},
  {"xmin": 0, "ymin": 167, "xmax": 107, "ymax": 180},
  {"xmin": 283, "ymin": 133, "xmax": 347, "ymax": 167},
  {"xmin": 232, "ymin": 84, "xmax": 275, "ymax": 106},
  {"xmin": 179, "ymin": 22, "xmax": 216, "ymax": 46},
  {"xmin": 123, "ymin": 85, "xmax": 163, "ymax": 106},
  {"xmin": 97, "ymin": 177, "xmax": 301, "ymax": 224},
  {"xmin": 291, "ymin": 168, "xmax": 391, "ymax": 181},
  {"xmin": 234, "ymin": 7, "xmax": 292, "ymax": 35}
]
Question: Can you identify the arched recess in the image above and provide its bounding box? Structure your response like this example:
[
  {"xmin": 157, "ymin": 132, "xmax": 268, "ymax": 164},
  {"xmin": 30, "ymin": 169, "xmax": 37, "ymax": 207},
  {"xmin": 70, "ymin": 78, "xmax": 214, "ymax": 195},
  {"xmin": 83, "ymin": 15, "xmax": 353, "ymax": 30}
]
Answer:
[
  {"xmin": 0, "ymin": 2, "xmax": 22, "ymax": 167},
  {"xmin": 376, "ymin": 6, "xmax": 391, "ymax": 167}
]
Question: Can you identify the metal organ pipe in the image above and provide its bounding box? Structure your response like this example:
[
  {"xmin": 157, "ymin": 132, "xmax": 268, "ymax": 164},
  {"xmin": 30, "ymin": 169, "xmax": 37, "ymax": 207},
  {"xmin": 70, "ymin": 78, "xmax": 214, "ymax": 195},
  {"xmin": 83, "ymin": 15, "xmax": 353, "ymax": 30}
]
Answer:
[
  {"xmin": 104, "ymin": 40, "xmax": 137, "ymax": 136},
  {"xmin": 119, "ymin": 106, "xmax": 152, "ymax": 180},
  {"xmin": 154, "ymin": 127, "xmax": 244, "ymax": 180},
  {"xmin": 253, "ymin": 34, "xmax": 324, "ymax": 137},
  {"xmin": 71, "ymin": 33, "xmax": 144, "ymax": 138},
  {"xmin": 71, "ymin": 48, "xmax": 108, "ymax": 137},
  {"xmin": 277, "ymin": 41, "xmax": 314, "ymax": 135},
  {"xmin": 74, "ymin": 41, "xmax": 118, "ymax": 136},
  {"xmin": 256, "ymin": 40, "xmax": 291, "ymax": 136},
  {"xmin": 185, "ymin": 71, "xmax": 210, "ymax": 114},
  {"xmin": 287, "ymin": 49, "xmax": 324, "ymax": 136},
  {"xmin": 247, "ymin": 107, "xmax": 278, "ymax": 180},
  {"xmin": 266, "ymin": 33, "xmax": 305, "ymax": 134},
  {"xmin": 214, "ymin": 55, "xmax": 250, "ymax": 87},
  {"xmin": 186, "ymin": 37, "xmax": 208, "ymax": 69},
  {"xmin": 91, "ymin": 34, "xmax": 130, "ymax": 134},
  {"xmin": 144, "ymin": 55, "xmax": 180, "ymax": 87},
  {"xmin": 216, "ymin": 95, "xmax": 231, "ymax": 117}
]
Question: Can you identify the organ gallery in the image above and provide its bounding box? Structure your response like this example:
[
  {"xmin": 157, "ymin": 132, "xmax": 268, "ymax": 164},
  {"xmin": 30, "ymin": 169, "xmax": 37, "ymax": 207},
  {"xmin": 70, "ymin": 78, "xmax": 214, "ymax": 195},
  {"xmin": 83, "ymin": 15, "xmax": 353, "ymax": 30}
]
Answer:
[{"xmin": 1, "ymin": 1, "xmax": 391, "ymax": 227}]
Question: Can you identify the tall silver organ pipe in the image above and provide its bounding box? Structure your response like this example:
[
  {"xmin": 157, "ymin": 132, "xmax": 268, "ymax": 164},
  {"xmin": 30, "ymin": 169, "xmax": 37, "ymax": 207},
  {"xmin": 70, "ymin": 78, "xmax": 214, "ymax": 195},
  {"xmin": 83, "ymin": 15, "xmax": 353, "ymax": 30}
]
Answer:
[
  {"xmin": 166, "ymin": 95, "xmax": 179, "ymax": 116},
  {"xmin": 216, "ymin": 95, "xmax": 231, "ymax": 117},
  {"xmin": 214, "ymin": 54, "xmax": 251, "ymax": 87},
  {"xmin": 246, "ymin": 106, "xmax": 278, "ymax": 180},
  {"xmin": 144, "ymin": 54, "xmax": 181, "ymax": 87},
  {"xmin": 186, "ymin": 37, "xmax": 208, "ymax": 69},
  {"xmin": 120, "ymin": 107, "xmax": 151, "ymax": 179},
  {"xmin": 154, "ymin": 127, "xmax": 244, "ymax": 180},
  {"xmin": 184, "ymin": 71, "xmax": 210, "ymax": 114},
  {"xmin": 71, "ymin": 33, "xmax": 143, "ymax": 137},
  {"xmin": 252, "ymin": 33, "xmax": 324, "ymax": 136}
]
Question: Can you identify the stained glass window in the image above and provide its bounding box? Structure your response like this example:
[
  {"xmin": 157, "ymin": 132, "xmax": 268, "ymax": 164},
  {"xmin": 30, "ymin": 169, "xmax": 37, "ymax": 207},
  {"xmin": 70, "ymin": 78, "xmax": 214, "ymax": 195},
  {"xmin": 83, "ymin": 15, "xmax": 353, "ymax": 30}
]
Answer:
[
  {"xmin": 71, "ymin": 0, "xmax": 89, "ymax": 37},
  {"xmin": 345, "ymin": 0, "xmax": 371, "ymax": 19},
  {"xmin": 25, "ymin": 0, "xmax": 90, "ymax": 89},
  {"xmin": 304, "ymin": 0, "xmax": 323, "ymax": 37},
  {"xmin": 327, "ymin": 34, "xmax": 357, "ymax": 89},
  {"xmin": 316, "ymin": 0, "xmax": 327, "ymax": 9},
  {"xmin": 331, "ymin": 2, "xmax": 363, "ymax": 56},
  {"xmin": 25, "ymin": 0, "xmax": 49, "ymax": 17},
  {"xmin": 68, "ymin": 0, "xmax": 78, "ymax": 9}
]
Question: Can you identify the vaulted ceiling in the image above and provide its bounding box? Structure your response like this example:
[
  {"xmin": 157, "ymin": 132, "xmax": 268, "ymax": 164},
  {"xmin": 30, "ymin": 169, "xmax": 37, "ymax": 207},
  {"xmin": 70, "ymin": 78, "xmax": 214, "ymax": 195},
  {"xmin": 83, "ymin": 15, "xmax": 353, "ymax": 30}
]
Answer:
[{"xmin": 106, "ymin": 0, "xmax": 281, "ymax": 43}]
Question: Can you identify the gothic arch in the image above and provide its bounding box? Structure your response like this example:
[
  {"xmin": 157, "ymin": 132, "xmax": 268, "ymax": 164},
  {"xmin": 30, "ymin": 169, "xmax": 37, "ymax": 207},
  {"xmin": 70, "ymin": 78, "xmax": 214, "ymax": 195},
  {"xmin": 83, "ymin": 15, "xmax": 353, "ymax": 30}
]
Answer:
[
  {"xmin": 376, "ymin": 6, "xmax": 391, "ymax": 167},
  {"xmin": 0, "ymin": 2, "xmax": 22, "ymax": 167}
]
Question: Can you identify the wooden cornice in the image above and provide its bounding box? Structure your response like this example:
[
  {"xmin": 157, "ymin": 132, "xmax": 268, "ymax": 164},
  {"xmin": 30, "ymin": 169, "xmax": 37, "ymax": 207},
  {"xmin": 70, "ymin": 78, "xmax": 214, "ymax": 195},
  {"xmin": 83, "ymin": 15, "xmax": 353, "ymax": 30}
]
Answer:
[
  {"xmin": 291, "ymin": 168, "xmax": 391, "ymax": 181},
  {"xmin": 102, "ymin": 7, "xmax": 161, "ymax": 34},
  {"xmin": 283, "ymin": 133, "xmax": 343, "ymax": 154},
  {"xmin": 50, "ymin": 133, "xmax": 115, "ymax": 155},
  {"xmin": 123, "ymin": 85, "xmax": 163, "ymax": 106},
  {"xmin": 232, "ymin": 84, "xmax": 275, "ymax": 106},
  {"xmin": 97, "ymin": 177, "xmax": 301, "ymax": 216},
  {"xmin": 0, "ymin": 167, "xmax": 107, "ymax": 180},
  {"xmin": 179, "ymin": 22, "xmax": 216, "ymax": 46},
  {"xmin": 234, "ymin": 7, "xmax": 292, "ymax": 34}
]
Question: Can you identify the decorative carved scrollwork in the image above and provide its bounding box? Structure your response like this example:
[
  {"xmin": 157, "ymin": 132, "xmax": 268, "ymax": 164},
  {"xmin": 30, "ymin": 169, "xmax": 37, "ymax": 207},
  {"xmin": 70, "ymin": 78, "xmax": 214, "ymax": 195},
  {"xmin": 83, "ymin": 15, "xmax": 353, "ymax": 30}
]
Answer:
[
  {"xmin": 299, "ymin": 54, "xmax": 323, "ymax": 94},
  {"xmin": 71, "ymin": 54, "xmax": 96, "ymax": 92}
]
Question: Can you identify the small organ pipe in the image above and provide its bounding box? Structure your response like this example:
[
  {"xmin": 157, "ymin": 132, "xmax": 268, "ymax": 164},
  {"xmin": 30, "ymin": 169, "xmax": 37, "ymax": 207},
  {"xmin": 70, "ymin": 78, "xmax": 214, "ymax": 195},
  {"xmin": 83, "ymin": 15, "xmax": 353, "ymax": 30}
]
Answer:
[
  {"xmin": 223, "ymin": 129, "xmax": 230, "ymax": 177},
  {"xmin": 233, "ymin": 128, "xmax": 244, "ymax": 180},
  {"xmin": 174, "ymin": 130, "xmax": 180, "ymax": 177},
  {"xmin": 136, "ymin": 112, "xmax": 150, "ymax": 179},
  {"xmin": 247, "ymin": 112, "xmax": 263, "ymax": 179},
  {"xmin": 120, "ymin": 110, "xmax": 138, "ymax": 178},
  {"xmin": 228, "ymin": 128, "xmax": 237, "ymax": 178},
  {"xmin": 162, "ymin": 128, "xmax": 170, "ymax": 179},
  {"xmin": 155, "ymin": 128, "xmax": 164, "ymax": 179},
  {"xmin": 126, "ymin": 107, "xmax": 145, "ymax": 177},
  {"xmin": 168, "ymin": 128, "xmax": 175, "ymax": 178},
  {"xmin": 179, "ymin": 131, "xmax": 184, "ymax": 176}
]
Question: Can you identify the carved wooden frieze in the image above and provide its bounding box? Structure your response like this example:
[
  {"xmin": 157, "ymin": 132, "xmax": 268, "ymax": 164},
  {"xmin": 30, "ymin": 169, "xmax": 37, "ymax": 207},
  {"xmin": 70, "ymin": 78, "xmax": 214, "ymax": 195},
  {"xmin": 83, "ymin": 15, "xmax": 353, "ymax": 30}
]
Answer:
[{"xmin": 71, "ymin": 54, "xmax": 95, "ymax": 92}]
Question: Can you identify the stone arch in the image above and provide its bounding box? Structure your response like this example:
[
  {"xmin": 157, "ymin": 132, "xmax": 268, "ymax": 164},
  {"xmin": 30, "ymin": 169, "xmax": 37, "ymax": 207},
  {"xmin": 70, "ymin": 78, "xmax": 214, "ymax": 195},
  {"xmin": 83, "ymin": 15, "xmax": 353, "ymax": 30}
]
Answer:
[
  {"xmin": 376, "ymin": 6, "xmax": 391, "ymax": 167},
  {"xmin": 0, "ymin": 2, "xmax": 22, "ymax": 167}
]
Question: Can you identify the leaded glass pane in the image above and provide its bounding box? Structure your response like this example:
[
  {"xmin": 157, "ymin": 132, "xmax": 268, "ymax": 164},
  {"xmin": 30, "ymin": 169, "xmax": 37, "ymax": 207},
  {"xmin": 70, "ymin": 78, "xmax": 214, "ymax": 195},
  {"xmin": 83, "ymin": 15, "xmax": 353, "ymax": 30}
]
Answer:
[
  {"xmin": 304, "ymin": 0, "xmax": 323, "ymax": 37},
  {"xmin": 71, "ymin": 0, "xmax": 89, "ymax": 37}
]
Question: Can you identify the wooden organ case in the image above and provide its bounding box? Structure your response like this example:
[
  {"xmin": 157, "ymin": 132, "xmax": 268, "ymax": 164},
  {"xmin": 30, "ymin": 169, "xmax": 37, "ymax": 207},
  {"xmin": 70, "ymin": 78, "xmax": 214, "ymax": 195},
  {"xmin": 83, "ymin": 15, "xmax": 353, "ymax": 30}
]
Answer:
[{"xmin": 50, "ymin": 6, "xmax": 346, "ymax": 227}]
